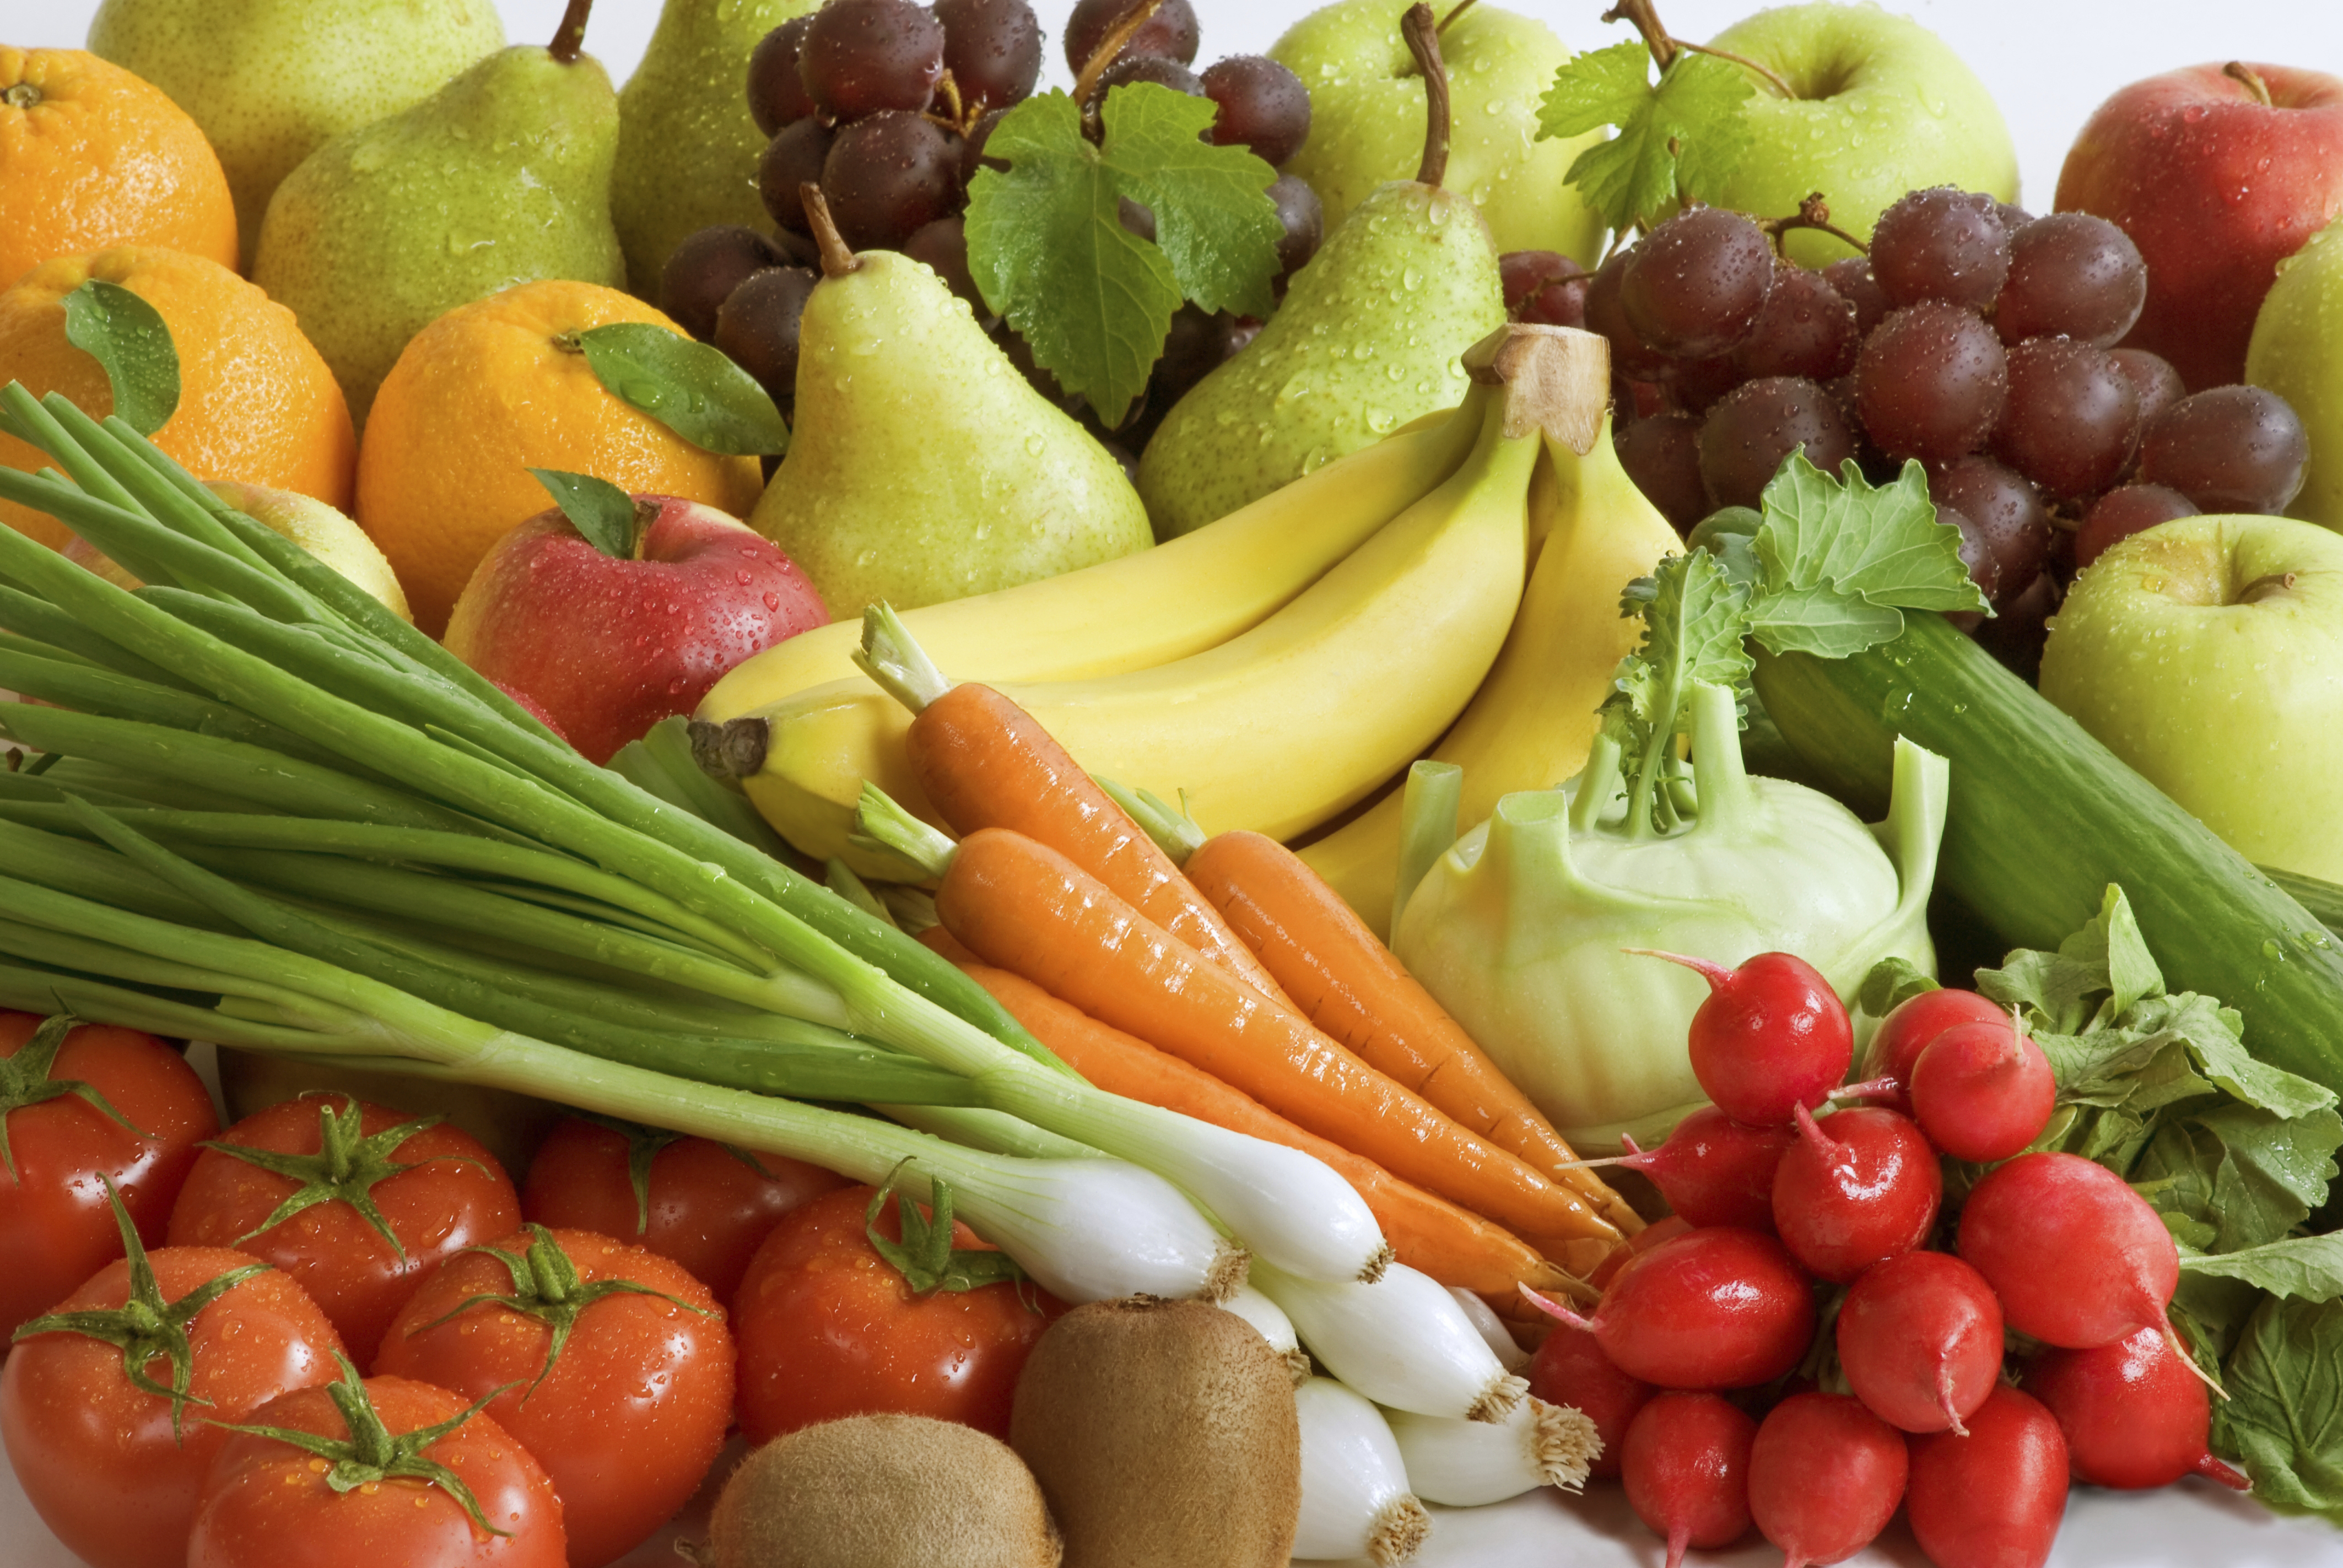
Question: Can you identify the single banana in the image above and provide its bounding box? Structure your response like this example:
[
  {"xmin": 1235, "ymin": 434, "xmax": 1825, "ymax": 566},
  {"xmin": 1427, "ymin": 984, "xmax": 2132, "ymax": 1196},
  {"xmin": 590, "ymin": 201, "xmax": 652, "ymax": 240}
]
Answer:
[
  {"xmin": 696, "ymin": 394, "xmax": 1488, "ymax": 724},
  {"xmin": 720, "ymin": 387, "xmax": 1540, "ymax": 870},
  {"xmin": 1297, "ymin": 417, "xmax": 1683, "ymax": 937}
]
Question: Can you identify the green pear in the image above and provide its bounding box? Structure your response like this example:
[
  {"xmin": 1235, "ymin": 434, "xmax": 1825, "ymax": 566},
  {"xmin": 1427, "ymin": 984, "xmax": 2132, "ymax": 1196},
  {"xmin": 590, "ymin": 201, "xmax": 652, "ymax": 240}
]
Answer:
[
  {"xmin": 1139, "ymin": 13, "xmax": 1505, "ymax": 539},
  {"xmin": 613, "ymin": 0, "xmax": 820, "ymax": 299},
  {"xmin": 1271, "ymin": 0, "xmax": 1605, "ymax": 262},
  {"xmin": 88, "ymin": 0, "xmax": 504, "ymax": 272},
  {"xmin": 251, "ymin": 4, "xmax": 626, "ymax": 426},
  {"xmin": 751, "ymin": 213, "xmax": 1153, "ymax": 618}
]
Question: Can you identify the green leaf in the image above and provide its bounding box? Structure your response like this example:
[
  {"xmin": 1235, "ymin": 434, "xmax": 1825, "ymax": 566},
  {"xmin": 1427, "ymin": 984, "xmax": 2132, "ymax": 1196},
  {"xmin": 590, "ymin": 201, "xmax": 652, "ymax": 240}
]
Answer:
[
  {"xmin": 576, "ymin": 322, "xmax": 789, "ymax": 457},
  {"xmin": 2184, "ymin": 1233, "xmax": 2343, "ymax": 1302},
  {"xmin": 1857, "ymin": 956, "xmax": 1938, "ymax": 1019},
  {"xmin": 1978, "ymin": 883, "xmax": 2164, "ymax": 1037},
  {"xmin": 1745, "ymin": 457, "xmax": 1990, "ymax": 658},
  {"xmin": 1538, "ymin": 42, "xmax": 1753, "ymax": 235},
  {"xmin": 2216, "ymin": 1293, "xmax": 2343, "ymax": 1523},
  {"xmin": 528, "ymin": 469, "xmax": 644, "ymax": 560},
  {"xmin": 1604, "ymin": 550, "xmax": 1751, "ymax": 835},
  {"xmin": 965, "ymin": 84, "xmax": 1280, "ymax": 426},
  {"xmin": 61, "ymin": 280, "xmax": 180, "ymax": 437}
]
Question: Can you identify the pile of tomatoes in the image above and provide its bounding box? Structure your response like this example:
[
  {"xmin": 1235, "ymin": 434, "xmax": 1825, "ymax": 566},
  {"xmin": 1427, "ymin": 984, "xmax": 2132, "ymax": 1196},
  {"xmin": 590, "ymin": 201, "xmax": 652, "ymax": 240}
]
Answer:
[{"xmin": 0, "ymin": 1012, "xmax": 1063, "ymax": 1568}]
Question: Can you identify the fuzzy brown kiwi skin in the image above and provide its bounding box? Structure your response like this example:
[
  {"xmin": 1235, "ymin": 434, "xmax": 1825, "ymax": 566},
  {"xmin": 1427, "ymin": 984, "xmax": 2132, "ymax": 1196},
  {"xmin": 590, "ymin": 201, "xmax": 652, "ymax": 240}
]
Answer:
[
  {"xmin": 1010, "ymin": 1295, "xmax": 1302, "ymax": 1568},
  {"xmin": 709, "ymin": 1412, "xmax": 1061, "ymax": 1568}
]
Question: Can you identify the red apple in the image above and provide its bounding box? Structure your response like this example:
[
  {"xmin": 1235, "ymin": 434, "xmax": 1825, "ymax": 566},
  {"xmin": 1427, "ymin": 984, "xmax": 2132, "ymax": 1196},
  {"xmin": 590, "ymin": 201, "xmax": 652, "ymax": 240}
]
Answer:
[
  {"xmin": 2056, "ymin": 62, "xmax": 2343, "ymax": 391},
  {"xmin": 445, "ymin": 494, "xmax": 827, "ymax": 765}
]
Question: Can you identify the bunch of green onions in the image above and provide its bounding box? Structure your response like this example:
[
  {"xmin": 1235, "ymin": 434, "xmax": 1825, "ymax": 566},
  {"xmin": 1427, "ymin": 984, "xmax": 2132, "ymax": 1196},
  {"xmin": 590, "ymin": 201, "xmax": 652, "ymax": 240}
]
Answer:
[{"xmin": 0, "ymin": 381, "xmax": 1389, "ymax": 1301}]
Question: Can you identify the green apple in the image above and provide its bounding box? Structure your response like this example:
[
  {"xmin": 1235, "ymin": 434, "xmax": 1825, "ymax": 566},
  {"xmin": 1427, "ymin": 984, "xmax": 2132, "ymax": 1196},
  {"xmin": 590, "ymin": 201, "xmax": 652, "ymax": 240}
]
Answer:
[
  {"xmin": 1270, "ymin": 0, "xmax": 1606, "ymax": 263},
  {"xmin": 2247, "ymin": 217, "xmax": 2343, "ymax": 529},
  {"xmin": 2039, "ymin": 514, "xmax": 2343, "ymax": 882},
  {"xmin": 1702, "ymin": 4, "xmax": 2018, "ymax": 267}
]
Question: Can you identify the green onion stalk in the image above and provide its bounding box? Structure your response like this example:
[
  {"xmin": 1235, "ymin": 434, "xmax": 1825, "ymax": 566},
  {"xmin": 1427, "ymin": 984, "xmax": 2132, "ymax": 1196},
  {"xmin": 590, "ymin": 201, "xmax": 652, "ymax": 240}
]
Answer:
[{"xmin": 0, "ymin": 381, "xmax": 1386, "ymax": 1289}]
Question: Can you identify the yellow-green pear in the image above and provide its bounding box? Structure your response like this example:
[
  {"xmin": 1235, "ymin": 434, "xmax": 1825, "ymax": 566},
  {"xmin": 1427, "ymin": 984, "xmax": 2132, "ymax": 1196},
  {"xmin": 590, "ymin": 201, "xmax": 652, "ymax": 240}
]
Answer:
[
  {"xmin": 613, "ymin": 0, "xmax": 820, "ymax": 299},
  {"xmin": 88, "ymin": 0, "xmax": 505, "ymax": 271},
  {"xmin": 751, "ymin": 202, "xmax": 1152, "ymax": 618},
  {"xmin": 1140, "ymin": 9, "xmax": 1505, "ymax": 538},
  {"xmin": 252, "ymin": 1, "xmax": 626, "ymax": 425},
  {"xmin": 1271, "ymin": 0, "xmax": 1604, "ymax": 262}
]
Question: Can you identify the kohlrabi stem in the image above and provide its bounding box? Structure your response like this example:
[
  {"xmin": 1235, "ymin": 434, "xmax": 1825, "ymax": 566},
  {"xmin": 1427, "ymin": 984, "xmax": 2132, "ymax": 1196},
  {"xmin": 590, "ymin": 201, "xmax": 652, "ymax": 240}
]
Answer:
[
  {"xmin": 1395, "ymin": 760, "xmax": 1461, "ymax": 928},
  {"xmin": 1401, "ymin": 4, "xmax": 1451, "ymax": 189},
  {"xmin": 1687, "ymin": 679, "xmax": 1754, "ymax": 829}
]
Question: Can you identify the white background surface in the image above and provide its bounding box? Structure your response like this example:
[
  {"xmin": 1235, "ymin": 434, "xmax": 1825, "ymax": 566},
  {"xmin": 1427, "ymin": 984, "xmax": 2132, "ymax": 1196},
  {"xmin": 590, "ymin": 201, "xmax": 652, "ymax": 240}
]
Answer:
[{"xmin": 10, "ymin": 1, "xmax": 2343, "ymax": 1564}]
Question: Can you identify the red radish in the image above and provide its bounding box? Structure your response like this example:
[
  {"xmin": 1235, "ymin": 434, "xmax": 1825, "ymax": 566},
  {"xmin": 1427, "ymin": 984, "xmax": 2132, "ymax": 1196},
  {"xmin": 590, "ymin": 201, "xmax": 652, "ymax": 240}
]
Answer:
[
  {"xmin": 1748, "ymin": 1392, "xmax": 1907, "ymax": 1568},
  {"xmin": 1770, "ymin": 1106, "xmax": 1941, "ymax": 1283},
  {"xmin": 1573, "ymin": 1108, "xmax": 1797, "ymax": 1231},
  {"xmin": 1855, "ymin": 988, "xmax": 2009, "ymax": 1102},
  {"xmin": 1959, "ymin": 1152, "xmax": 2183, "ymax": 1354},
  {"xmin": 1910, "ymin": 1019, "xmax": 2056, "ymax": 1162},
  {"xmin": 1633, "ymin": 950, "xmax": 1852, "ymax": 1126},
  {"xmin": 1907, "ymin": 1386, "xmax": 2070, "ymax": 1568},
  {"xmin": 1621, "ymin": 1392, "xmax": 1756, "ymax": 1568},
  {"xmin": 1527, "ymin": 1320, "xmax": 1654, "ymax": 1479},
  {"xmin": 1592, "ymin": 1215, "xmax": 1693, "ymax": 1289},
  {"xmin": 1836, "ymin": 1250, "xmax": 2003, "ymax": 1435},
  {"xmin": 2026, "ymin": 1325, "xmax": 2250, "ymax": 1491},
  {"xmin": 1520, "ymin": 1228, "xmax": 1815, "ymax": 1391}
]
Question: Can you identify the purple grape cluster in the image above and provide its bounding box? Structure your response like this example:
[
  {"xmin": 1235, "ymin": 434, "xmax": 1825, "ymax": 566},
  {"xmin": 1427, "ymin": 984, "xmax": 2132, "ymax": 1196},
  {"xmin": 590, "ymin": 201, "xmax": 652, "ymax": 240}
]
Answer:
[
  {"xmin": 1519, "ymin": 189, "xmax": 2313, "ymax": 678},
  {"xmin": 659, "ymin": 0, "xmax": 1323, "ymax": 464}
]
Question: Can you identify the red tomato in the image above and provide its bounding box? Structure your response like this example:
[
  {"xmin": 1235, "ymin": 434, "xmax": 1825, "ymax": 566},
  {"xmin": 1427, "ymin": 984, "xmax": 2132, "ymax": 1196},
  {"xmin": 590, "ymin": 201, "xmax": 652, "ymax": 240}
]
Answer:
[
  {"xmin": 187, "ymin": 1370, "xmax": 565, "ymax": 1568},
  {"xmin": 0, "ymin": 1245, "xmax": 344, "ymax": 1568},
  {"xmin": 521, "ymin": 1115, "xmax": 847, "ymax": 1302},
  {"xmin": 374, "ymin": 1225, "xmax": 735, "ymax": 1568},
  {"xmin": 167, "ymin": 1093, "xmax": 520, "ymax": 1362},
  {"xmin": 732, "ymin": 1183, "xmax": 1062, "ymax": 1442},
  {"xmin": 0, "ymin": 1011, "xmax": 219, "ymax": 1340}
]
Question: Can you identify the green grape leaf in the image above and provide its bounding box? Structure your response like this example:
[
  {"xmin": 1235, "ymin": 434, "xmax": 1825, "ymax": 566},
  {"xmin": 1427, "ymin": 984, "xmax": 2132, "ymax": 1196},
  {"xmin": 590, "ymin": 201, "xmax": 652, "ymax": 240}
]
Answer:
[
  {"xmin": 576, "ymin": 322, "xmax": 789, "ymax": 456},
  {"xmin": 1745, "ymin": 456, "xmax": 1991, "ymax": 659},
  {"xmin": 528, "ymin": 469, "xmax": 644, "ymax": 560},
  {"xmin": 1537, "ymin": 42, "xmax": 1754, "ymax": 235},
  {"xmin": 61, "ymin": 280, "xmax": 180, "ymax": 436},
  {"xmin": 965, "ymin": 84, "xmax": 1281, "ymax": 426}
]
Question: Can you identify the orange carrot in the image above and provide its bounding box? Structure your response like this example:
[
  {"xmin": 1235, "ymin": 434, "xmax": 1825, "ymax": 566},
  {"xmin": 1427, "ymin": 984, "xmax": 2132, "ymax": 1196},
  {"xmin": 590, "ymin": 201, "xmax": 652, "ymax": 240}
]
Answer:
[
  {"xmin": 1186, "ymin": 829, "xmax": 1644, "ymax": 1238},
  {"xmin": 933, "ymin": 826, "xmax": 1613, "ymax": 1244},
  {"xmin": 903, "ymin": 682, "xmax": 1292, "ymax": 1004},
  {"xmin": 953, "ymin": 959, "xmax": 1578, "ymax": 1296}
]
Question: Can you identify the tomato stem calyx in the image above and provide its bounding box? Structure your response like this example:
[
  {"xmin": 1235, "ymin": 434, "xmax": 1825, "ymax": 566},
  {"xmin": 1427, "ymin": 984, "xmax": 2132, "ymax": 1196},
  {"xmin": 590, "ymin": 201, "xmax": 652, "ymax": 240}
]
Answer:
[
  {"xmin": 865, "ymin": 1165, "xmax": 1030, "ymax": 1297},
  {"xmin": 212, "ymin": 1353, "xmax": 515, "ymax": 1538},
  {"xmin": 408, "ymin": 1223, "xmax": 711, "ymax": 1397},
  {"xmin": 0, "ymin": 1011, "xmax": 153, "ymax": 1181},
  {"xmin": 10, "ymin": 1176, "xmax": 271, "ymax": 1442},
  {"xmin": 198, "ymin": 1095, "xmax": 478, "ymax": 1261}
]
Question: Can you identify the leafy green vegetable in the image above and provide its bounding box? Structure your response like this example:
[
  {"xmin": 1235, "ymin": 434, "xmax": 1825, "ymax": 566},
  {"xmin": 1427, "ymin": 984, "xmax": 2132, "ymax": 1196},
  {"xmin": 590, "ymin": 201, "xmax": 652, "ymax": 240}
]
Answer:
[
  {"xmin": 528, "ymin": 469, "xmax": 643, "ymax": 560},
  {"xmin": 2183, "ymin": 1233, "xmax": 2343, "ymax": 1303},
  {"xmin": 1857, "ymin": 956, "xmax": 1937, "ymax": 1019},
  {"xmin": 1536, "ymin": 39, "xmax": 1753, "ymax": 236},
  {"xmin": 1602, "ymin": 548, "xmax": 1751, "ymax": 832},
  {"xmin": 2216, "ymin": 1294, "xmax": 2343, "ymax": 1525},
  {"xmin": 1745, "ymin": 458, "xmax": 1989, "ymax": 658},
  {"xmin": 576, "ymin": 323, "xmax": 789, "ymax": 457},
  {"xmin": 61, "ymin": 280, "xmax": 180, "ymax": 437},
  {"xmin": 966, "ymin": 83, "xmax": 1281, "ymax": 425}
]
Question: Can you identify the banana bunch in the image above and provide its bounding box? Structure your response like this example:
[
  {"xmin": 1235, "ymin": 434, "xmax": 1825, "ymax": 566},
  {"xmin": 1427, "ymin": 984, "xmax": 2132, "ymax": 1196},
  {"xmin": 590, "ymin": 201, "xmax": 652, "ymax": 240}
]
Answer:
[{"xmin": 693, "ymin": 326, "xmax": 1660, "ymax": 890}]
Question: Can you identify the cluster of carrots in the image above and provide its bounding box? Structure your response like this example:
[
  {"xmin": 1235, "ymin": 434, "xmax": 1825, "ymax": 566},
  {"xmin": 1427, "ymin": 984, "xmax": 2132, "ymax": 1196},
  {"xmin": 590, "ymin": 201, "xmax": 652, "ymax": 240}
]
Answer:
[{"xmin": 850, "ymin": 643, "xmax": 1645, "ymax": 1309}]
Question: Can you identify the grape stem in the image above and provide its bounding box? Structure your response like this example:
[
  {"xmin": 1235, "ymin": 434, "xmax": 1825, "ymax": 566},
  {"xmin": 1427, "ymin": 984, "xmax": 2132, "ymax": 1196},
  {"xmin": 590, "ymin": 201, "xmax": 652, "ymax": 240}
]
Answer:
[
  {"xmin": 548, "ymin": 0, "xmax": 593, "ymax": 64},
  {"xmin": 1073, "ymin": 0, "xmax": 1167, "ymax": 109},
  {"xmin": 931, "ymin": 71, "xmax": 967, "ymax": 133},
  {"xmin": 801, "ymin": 185, "xmax": 859, "ymax": 280},
  {"xmin": 1601, "ymin": 0, "xmax": 1795, "ymax": 101},
  {"xmin": 2224, "ymin": 61, "xmax": 2274, "ymax": 107},
  {"xmin": 1760, "ymin": 192, "xmax": 1870, "ymax": 257},
  {"xmin": 1435, "ymin": 0, "xmax": 1481, "ymax": 33},
  {"xmin": 1400, "ymin": 3, "xmax": 1450, "ymax": 190}
]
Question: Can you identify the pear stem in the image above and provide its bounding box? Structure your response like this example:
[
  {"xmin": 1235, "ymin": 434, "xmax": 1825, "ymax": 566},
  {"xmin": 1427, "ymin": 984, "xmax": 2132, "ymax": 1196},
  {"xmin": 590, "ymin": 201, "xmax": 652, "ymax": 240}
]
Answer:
[
  {"xmin": 2225, "ymin": 61, "xmax": 2274, "ymax": 107},
  {"xmin": 1400, "ymin": 3, "xmax": 1450, "ymax": 190},
  {"xmin": 548, "ymin": 0, "xmax": 593, "ymax": 63},
  {"xmin": 1073, "ymin": 0, "xmax": 1166, "ymax": 109},
  {"xmin": 802, "ymin": 185, "xmax": 858, "ymax": 278}
]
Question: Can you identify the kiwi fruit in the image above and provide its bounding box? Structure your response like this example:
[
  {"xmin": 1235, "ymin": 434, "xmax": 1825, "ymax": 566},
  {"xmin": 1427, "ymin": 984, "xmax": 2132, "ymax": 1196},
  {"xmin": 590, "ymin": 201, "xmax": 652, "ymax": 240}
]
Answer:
[
  {"xmin": 1010, "ymin": 1295, "xmax": 1302, "ymax": 1568},
  {"xmin": 708, "ymin": 1413, "xmax": 1060, "ymax": 1568}
]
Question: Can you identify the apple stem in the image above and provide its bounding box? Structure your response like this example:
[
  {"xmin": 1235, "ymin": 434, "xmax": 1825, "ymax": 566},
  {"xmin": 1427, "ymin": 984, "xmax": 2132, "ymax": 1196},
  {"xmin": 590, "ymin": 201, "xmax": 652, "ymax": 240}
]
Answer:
[
  {"xmin": 2223, "ymin": 61, "xmax": 2274, "ymax": 107},
  {"xmin": 2238, "ymin": 570, "xmax": 2298, "ymax": 605},
  {"xmin": 1401, "ymin": 3, "xmax": 1451, "ymax": 190},
  {"xmin": 1761, "ymin": 192, "xmax": 1871, "ymax": 257},
  {"xmin": 802, "ymin": 186, "xmax": 859, "ymax": 279},
  {"xmin": 1673, "ymin": 39, "xmax": 1794, "ymax": 100},
  {"xmin": 1073, "ymin": 0, "xmax": 1165, "ymax": 109},
  {"xmin": 1601, "ymin": 0, "xmax": 1793, "ymax": 100},
  {"xmin": 1434, "ymin": 0, "xmax": 1480, "ymax": 33},
  {"xmin": 548, "ymin": 0, "xmax": 593, "ymax": 63}
]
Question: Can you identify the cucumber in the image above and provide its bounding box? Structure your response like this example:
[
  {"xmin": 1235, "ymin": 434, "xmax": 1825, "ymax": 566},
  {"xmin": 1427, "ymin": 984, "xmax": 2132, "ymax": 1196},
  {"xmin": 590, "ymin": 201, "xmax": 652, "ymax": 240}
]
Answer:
[{"xmin": 1753, "ymin": 610, "xmax": 2343, "ymax": 1091}]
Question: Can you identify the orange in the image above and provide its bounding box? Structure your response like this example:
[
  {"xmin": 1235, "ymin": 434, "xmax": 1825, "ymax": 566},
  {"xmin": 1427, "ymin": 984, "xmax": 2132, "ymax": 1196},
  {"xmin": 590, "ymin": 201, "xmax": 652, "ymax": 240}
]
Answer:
[
  {"xmin": 356, "ymin": 280, "xmax": 766, "ymax": 637},
  {"xmin": 0, "ymin": 246, "xmax": 357, "ymax": 551},
  {"xmin": 0, "ymin": 49, "xmax": 238, "ymax": 289}
]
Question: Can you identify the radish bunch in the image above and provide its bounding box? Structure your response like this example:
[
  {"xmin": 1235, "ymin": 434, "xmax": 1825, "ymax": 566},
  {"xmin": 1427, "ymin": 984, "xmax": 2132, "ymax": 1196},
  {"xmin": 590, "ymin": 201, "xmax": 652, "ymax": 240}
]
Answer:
[{"xmin": 1525, "ymin": 956, "xmax": 2243, "ymax": 1568}]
